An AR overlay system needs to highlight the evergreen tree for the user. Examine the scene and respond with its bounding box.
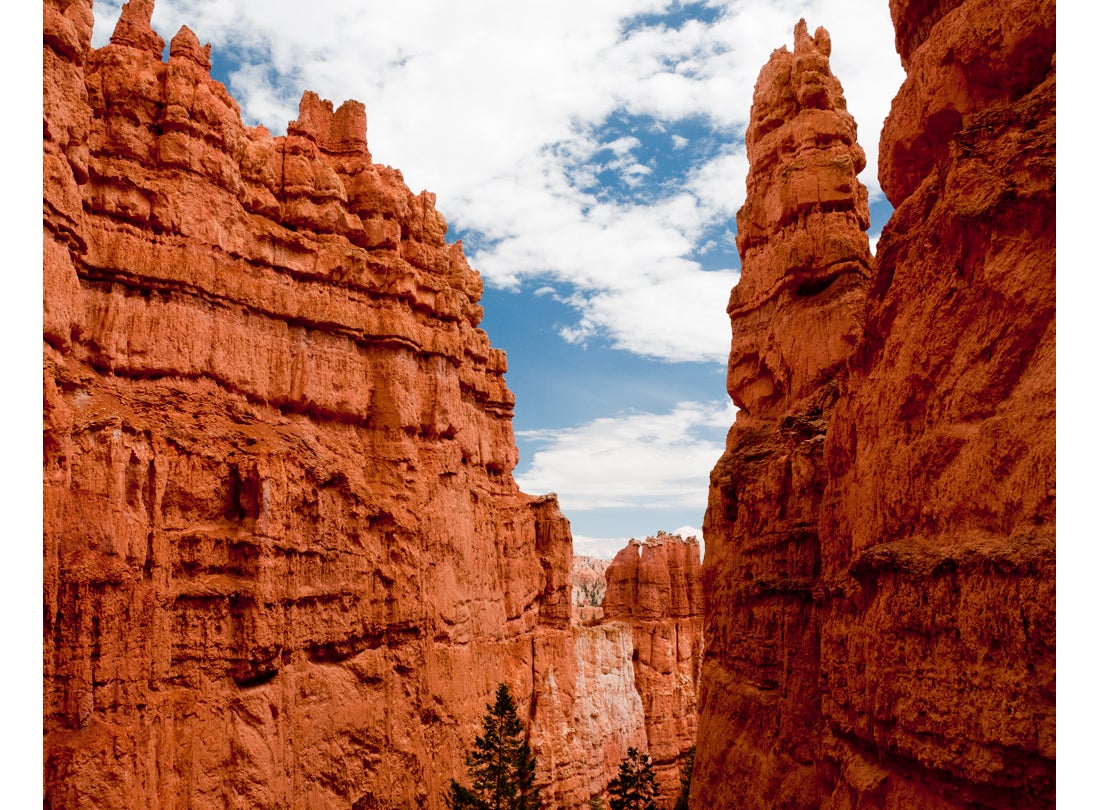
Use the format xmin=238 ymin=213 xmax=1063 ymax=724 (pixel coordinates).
xmin=449 ymin=683 xmax=541 ymax=810
xmin=607 ymin=747 xmax=659 ymax=810
xmin=673 ymin=747 xmax=695 ymax=810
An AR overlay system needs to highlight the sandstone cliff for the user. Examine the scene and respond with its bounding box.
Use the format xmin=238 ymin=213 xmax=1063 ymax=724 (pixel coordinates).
xmin=43 ymin=2 xmax=581 ymax=807
xmin=604 ymin=533 xmax=704 ymax=806
xmin=696 ymin=6 xmax=1054 ymax=808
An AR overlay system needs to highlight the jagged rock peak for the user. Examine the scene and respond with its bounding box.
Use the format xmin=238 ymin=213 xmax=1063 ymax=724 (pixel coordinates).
xmin=169 ymin=25 xmax=211 ymax=70
xmin=110 ymin=0 xmax=164 ymax=55
xmin=726 ymin=19 xmax=872 ymax=417
xmin=793 ymin=17 xmax=831 ymax=57
xmin=290 ymin=91 xmax=372 ymax=159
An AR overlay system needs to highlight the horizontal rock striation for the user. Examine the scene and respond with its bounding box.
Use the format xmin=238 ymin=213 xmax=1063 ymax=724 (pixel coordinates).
xmin=695 ymin=5 xmax=1054 ymax=809
xmin=42 ymin=2 xmax=580 ymax=807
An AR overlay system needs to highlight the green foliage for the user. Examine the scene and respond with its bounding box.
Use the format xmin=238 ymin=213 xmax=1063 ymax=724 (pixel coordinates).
xmin=673 ymin=746 xmax=695 ymax=810
xmin=588 ymin=797 xmax=606 ymax=810
xmin=449 ymin=683 xmax=541 ymax=810
xmin=607 ymin=747 xmax=659 ymax=810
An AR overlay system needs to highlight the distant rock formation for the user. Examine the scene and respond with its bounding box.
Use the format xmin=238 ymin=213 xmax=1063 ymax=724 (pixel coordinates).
xmin=695 ymin=6 xmax=1054 ymax=808
xmin=572 ymin=555 xmax=612 ymax=623
xmin=43 ymin=2 xmax=582 ymax=807
xmin=604 ymin=533 xmax=704 ymax=806
xmin=544 ymin=536 xmax=704 ymax=808
xmin=530 ymin=619 xmax=649 ymax=807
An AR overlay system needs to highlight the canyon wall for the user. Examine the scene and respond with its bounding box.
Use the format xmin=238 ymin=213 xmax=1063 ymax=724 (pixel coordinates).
xmin=42 ymin=2 xmax=586 ymax=807
xmin=696 ymin=5 xmax=1054 ymax=808
xmin=604 ymin=533 xmax=704 ymax=806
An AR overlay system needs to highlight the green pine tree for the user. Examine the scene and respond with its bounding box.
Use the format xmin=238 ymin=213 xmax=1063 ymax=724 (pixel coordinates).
xmin=607 ymin=747 xmax=659 ymax=810
xmin=449 ymin=683 xmax=541 ymax=810
xmin=673 ymin=746 xmax=695 ymax=810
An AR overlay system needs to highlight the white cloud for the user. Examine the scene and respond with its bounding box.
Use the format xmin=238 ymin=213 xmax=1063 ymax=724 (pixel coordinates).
xmin=672 ymin=525 xmax=702 ymax=541
xmin=516 ymin=400 xmax=735 ymax=511
xmin=90 ymin=1 xmax=903 ymax=362
xmin=572 ymin=534 xmax=633 ymax=561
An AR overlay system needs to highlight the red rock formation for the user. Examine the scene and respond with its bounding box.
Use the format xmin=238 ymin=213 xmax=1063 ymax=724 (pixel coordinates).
xmin=604 ymin=533 xmax=704 ymax=806
xmin=816 ymin=0 xmax=1056 ymax=804
xmin=696 ymin=5 xmax=1054 ymax=808
xmin=694 ymin=20 xmax=872 ymax=809
xmin=42 ymin=2 xmax=581 ymax=807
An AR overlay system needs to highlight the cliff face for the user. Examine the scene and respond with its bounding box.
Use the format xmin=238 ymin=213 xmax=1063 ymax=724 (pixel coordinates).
xmin=530 ymin=621 xmax=649 ymax=807
xmin=818 ymin=0 xmax=1056 ymax=804
xmin=696 ymin=4 xmax=1054 ymax=808
xmin=604 ymin=533 xmax=704 ymax=806
xmin=43 ymin=2 xmax=577 ymax=807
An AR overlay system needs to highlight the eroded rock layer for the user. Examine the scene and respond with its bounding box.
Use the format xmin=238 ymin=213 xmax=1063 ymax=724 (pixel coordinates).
xmin=696 ymin=6 xmax=1054 ymax=809
xmin=604 ymin=533 xmax=704 ymax=806
xmin=817 ymin=0 xmax=1056 ymax=804
xmin=43 ymin=2 xmax=576 ymax=807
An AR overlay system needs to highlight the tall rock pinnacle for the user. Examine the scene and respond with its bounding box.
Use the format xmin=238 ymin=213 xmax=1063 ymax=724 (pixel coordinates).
xmin=694 ymin=20 xmax=872 ymax=808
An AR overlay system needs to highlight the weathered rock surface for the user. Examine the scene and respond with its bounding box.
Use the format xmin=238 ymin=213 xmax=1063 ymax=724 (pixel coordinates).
xmin=42 ymin=2 xmax=583 ymax=808
xmin=696 ymin=6 xmax=1054 ymax=809
xmin=530 ymin=622 xmax=649 ymax=808
xmin=572 ymin=555 xmax=611 ymax=624
xmin=604 ymin=533 xmax=704 ymax=806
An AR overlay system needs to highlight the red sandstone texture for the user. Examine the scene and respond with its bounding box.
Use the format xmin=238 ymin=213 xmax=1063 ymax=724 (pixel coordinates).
xmin=42 ymin=2 xmax=588 ymax=807
xmin=604 ymin=533 xmax=704 ymax=807
xmin=696 ymin=6 xmax=1054 ymax=809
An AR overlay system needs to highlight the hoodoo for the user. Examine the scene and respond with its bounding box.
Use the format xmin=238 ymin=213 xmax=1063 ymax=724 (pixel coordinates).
xmin=695 ymin=19 xmax=873 ymax=808
xmin=696 ymin=5 xmax=1054 ymax=808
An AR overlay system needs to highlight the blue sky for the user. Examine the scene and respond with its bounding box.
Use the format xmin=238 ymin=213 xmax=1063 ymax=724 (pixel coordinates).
xmin=90 ymin=0 xmax=903 ymax=558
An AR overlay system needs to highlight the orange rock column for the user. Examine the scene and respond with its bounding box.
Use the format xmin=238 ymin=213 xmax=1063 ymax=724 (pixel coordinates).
xmin=694 ymin=20 xmax=872 ymax=809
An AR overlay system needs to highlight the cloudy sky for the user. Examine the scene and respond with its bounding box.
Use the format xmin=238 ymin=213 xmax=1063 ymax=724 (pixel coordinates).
xmin=90 ymin=0 xmax=903 ymax=558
